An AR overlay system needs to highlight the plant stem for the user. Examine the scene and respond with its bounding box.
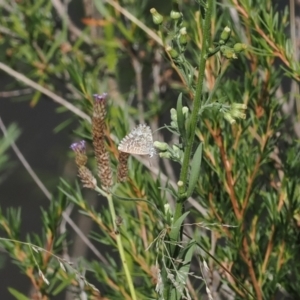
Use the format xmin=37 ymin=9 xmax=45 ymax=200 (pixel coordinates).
xmin=96 ymin=188 xmax=137 ymax=300
xmin=163 ymin=1 xmax=214 ymax=298
xmin=175 ymin=0 xmax=214 ymax=217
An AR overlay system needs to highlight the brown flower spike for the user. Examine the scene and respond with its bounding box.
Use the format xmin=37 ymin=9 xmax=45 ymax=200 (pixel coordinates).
xmin=117 ymin=152 xmax=130 ymax=182
xmin=92 ymin=93 xmax=113 ymax=189
xmin=70 ymin=141 xmax=97 ymax=189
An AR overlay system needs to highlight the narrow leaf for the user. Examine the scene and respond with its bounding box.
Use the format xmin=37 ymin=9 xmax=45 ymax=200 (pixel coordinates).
xmin=169 ymin=211 xmax=190 ymax=256
xmin=179 ymin=240 xmax=196 ymax=275
xmin=186 ymin=143 xmax=203 ymax=197
xmin=8 ymin=288 xmax=30 ymax=300
xmin=176 ymin=93 xmax=186 ymax=142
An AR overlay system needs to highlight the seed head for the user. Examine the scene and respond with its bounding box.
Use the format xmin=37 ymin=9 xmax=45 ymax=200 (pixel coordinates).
xmin=70 ymin=141 xmax=97 ymax=189
xmin=78 ymin=166 xmax=97 ymax=189
xmin=117 ymin=152 xmax=130 ymax=182
xmin=70 ymin=141 xmax=88 ymax=166
xmin=93 ymin=93 xmax=108 ymax=119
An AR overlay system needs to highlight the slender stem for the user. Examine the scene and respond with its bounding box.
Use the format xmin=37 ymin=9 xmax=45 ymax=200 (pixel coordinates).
xmin=96 ymin=187 xmax=137 ymax=300
xmin=175 ymin=0 xmax=214 ymax=216
xmin=163 ymin=2 xmax=214 ymax=298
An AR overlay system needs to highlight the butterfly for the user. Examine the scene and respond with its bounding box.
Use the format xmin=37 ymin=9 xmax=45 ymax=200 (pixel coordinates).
xmin=118 ymin=124 xmax=156 ymax=157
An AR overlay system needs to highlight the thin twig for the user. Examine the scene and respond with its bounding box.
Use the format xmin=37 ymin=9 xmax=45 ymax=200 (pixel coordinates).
xmin=0 ymin=62 xmax=90 ymax=122
xmin=205 ymin=122 xmax=241 ymax=220
xmin=0 ymin=88 xmax=32 ymax=97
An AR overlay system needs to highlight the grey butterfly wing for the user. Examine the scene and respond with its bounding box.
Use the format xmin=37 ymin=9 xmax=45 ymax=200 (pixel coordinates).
xmin=118 ymin=124 xmax=154 ymax=156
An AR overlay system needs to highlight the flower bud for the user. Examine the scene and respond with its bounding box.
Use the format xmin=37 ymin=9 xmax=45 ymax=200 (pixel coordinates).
xmin=223 ymin=112 xmax=236 ymax=125
xmin=170 ymin=121 xmax=178 ymax=128
xmin=153 ymin=141 xmax=169 ymax=151
xmin=230 ymin=109 xmax=246 ymax=119
xmin=177 ymin=181 xmax=184 ymax=187
xmin=220 ymin=46 xmax=237 ymax=59
xmin=179 ymin=27 xmax=187 ymax=46
xmin=230 ymin=102 xmax=247 ymax=120
xmin=219 ymin=26 xmax=231 ymax=44
xmin=170 ymin=108 xmax=177 ymax=121
xmin=170 ymin=10 xmax=182 ymax=20
xmin=172 ymin=145 xmax=182 ymax=159
xmin=232 ymin=103 xmax=247 ymax=110
xmin=150 ymin=8 xmax=163 ymax=25
xmin=166 ymin=46 xmax=179 ymax=59
xmin=159 ymin=152 xmax=172 ymax=159
xmin=233 ymin=43 xmax=247 ymax=53
xmin=182 ymin=106 xmax=189 ymax=117
xmin=171 ymin=2 xmax=182 ymax=20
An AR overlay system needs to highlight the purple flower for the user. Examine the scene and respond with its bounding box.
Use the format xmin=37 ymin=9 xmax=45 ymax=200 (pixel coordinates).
xmin=93 ymin=93 xmax=108 ymax=102
xmin=70 ymin=140 xmax=86 ymax=153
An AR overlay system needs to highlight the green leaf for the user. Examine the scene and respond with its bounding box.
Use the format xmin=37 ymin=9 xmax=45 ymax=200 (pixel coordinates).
xmin=186 ymin=142 xmax=203 ymax=197
xmin=180 ymin=239 xmax=196 ymax=269
xmin=103 ymin=20 xmax=118 ymax=72
xmin=8 ymin=288 xmax=30 ymax=300
xmin=176 ymin=93 xmax=186 ymax=142
xmin=169 ymin=211 xmax=190 ymax=255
